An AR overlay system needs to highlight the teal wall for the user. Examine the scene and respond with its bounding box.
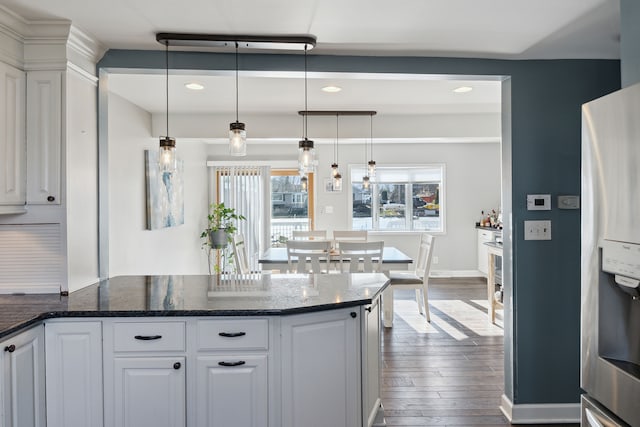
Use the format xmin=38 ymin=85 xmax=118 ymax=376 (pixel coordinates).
xmin=621 ymin=0 xmax=640 ymax=87
xmin=99 ymin=52 xmax=619 ymax=404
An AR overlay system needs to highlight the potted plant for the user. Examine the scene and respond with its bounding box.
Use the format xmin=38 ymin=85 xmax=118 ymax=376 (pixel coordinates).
xmin=201 ymin=203 xmax=245 ymax=273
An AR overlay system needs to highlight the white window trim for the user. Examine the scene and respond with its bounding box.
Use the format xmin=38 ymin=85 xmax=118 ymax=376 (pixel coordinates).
xmin=347 ymin=163 xmax=446 ymax=234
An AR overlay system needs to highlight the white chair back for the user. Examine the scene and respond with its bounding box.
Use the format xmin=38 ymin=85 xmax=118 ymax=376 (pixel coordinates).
xmin=232 ymin=234 xmax=250 ymax=274
xmin=292 ymin=230 xmax=328 ymax=240
xmin=286 ymin=240 xmax=331 ymax=273
xmin=333 ymin=230 xmax=367 ymax=249
xmin=338 ymin=241 xmax=384 ymax=273
xmin=414 ymin=233 xmax=435 ymax=280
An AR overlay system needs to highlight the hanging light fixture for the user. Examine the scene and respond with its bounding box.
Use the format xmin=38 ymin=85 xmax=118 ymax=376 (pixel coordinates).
xmin=332 ymin=114 xmax=342 ymax=191
xmin=298 ymin=46 xmax=316 ymax=174
xmin=229 ymin=42 xmax=247 ymax=156
xmin=362 ymin=122 xmax=370 ymax=189
xmin=159 ymin=40 xmax=177 ymax=173
xmin=300 ymin=175 xmax=308 ymax=192
xmin=367 ymin=113 xmax=377 ymax=178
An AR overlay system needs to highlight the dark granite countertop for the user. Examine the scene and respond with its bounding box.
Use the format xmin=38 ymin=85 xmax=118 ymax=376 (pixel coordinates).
xmin=0 ymin=273 xmax=389 ymax=340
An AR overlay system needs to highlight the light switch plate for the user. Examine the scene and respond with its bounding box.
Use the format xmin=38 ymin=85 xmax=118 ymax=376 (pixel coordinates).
xmin=524 ymin=220 xmax=552 ymax=240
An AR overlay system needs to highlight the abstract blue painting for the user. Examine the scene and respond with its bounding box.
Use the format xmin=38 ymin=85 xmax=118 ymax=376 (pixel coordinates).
xmin=145 ymin=150 xmax=184 ymax=230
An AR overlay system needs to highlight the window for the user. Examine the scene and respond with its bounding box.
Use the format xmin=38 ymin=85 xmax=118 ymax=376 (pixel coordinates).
xmin=350 ymin=165 xmax=444 ymax=232
xmin=270 ymin=171 xmax=315 ymax=246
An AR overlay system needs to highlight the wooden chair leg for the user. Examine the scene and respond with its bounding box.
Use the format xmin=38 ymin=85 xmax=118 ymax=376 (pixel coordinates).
xmin=415 ymin=289 xmax=424 ymax=315
xmin=421 ymin=283 xmax=431 ymax=323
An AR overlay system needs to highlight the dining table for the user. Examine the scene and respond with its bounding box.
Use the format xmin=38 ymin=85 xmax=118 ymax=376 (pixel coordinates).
xmin=258 ymin=246 xmax=412 ymax=273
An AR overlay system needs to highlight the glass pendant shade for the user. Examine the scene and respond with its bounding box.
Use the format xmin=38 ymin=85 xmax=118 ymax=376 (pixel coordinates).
xmin=368 ymin=160 xmax=377 ymax=178
xmin=331 ymin=163 xmax=339 ymax=177
xmin=229 ymin=121 xmax=246 ymax=156
xmin=362 ymin=175 xmax=370 ymax=189
xmin=298 ymin=139 xmax=315 ymax=173
xmin=159 ymin=137 xmax=177 ymax=173
xmin=300 ymin=175 xmax=308 ymax=192
xmin=333 ymin=172 xmax=342 ymax=191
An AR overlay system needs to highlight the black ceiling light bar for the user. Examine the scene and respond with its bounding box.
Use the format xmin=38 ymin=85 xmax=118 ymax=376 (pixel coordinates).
xmin=298 ymin=110 xmax=377 ymax=116
xmin=156 ymin=33 xmax=316 ymax=51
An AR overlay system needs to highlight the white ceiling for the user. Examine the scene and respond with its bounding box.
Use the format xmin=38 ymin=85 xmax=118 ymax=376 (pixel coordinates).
xmin=0 ymin=0 xmax=620 ymax=126
xmin=0 ymin=0 xmax=620 ymax=59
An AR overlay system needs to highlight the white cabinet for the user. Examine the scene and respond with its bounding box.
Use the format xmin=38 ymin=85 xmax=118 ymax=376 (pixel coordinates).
xmin=281 ymin=308 xmax=361 ymax=427
xmin=113 ymin=356 xmax=186 ymax=427
xmin=362 ymin=297 xmax=382 ymax=427
xmin=45 ymin=320 xmax=103 ymax=427
xmin=477 ymin=228 xmax=496 ymax=276
xmin=195 ymin=355 xmax=268 ymax=427
xmin=0 ymin=325 xmax=46 ymax=427
xmin=103 ymin=320 xmax=187 ymax=427
xmin=26 ymin=70 xmax=62 ymax=205
xmin=0 ymin=62 xmax=26 ymax=210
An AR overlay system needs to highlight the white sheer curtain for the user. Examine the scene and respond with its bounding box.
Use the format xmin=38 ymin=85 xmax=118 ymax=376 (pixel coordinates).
xmin=209 ymin=165 xmax=270 ymax=271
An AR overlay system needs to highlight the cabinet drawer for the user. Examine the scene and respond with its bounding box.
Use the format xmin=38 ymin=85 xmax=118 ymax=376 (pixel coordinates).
xmin=113 ymin=321 xmax=185 ymax=352
xmin=197 ymin=319 xmax=268 ymax=351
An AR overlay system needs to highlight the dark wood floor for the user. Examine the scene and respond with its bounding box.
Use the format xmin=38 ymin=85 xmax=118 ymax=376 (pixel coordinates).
xmin=380 ymin=277 xmax=578 ymax=427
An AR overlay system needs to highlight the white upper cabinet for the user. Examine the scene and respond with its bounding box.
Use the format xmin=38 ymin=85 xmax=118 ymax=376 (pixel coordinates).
xmin=26 ymin=70 xmax=62 ymax=205
xmin=0 ymin=62 xmax=26 ymax=210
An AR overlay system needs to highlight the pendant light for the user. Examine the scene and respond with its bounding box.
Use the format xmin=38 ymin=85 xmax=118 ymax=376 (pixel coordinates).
xmin=300 ymin=175 xmax=308 ymax=192
xmin=362 ymin=128 xmax=370 ymax=190
xmin=298 ymin=46 xmax=315 ymax=174
xmin=331 ymin=114 xmax=342 ymax=191
xmin=159 ymin=41 xmax=177 ymax=173
xmin=367 ymin=113 xmax=376 ymax=178
xmin=229 ymin=42 xmax=247 ymax=156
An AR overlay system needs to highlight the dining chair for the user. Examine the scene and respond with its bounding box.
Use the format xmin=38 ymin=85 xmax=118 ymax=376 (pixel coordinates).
xmin=286 ymin=240 xmax=331 ymax=273
xmin=386 ymin=233 xmax=435 ymax=322
xmin=292 ymin=230 xmax=328 ymax=240
xmin=338 ymin=241 xmax=384 ymax=273
xmin=232 ymin=234 xmax=251 ymax=274
xmin=333 ymin=230 xmax=368 ymax=242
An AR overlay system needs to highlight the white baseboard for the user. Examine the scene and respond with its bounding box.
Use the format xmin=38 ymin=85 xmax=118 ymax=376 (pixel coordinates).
xmin=500 ymin=394 xmax=580 ymax=424
xmin=429 ymin=269 xmax=482 ymax=278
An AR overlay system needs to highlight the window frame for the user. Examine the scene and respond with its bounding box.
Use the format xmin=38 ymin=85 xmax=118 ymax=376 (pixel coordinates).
xmin=348 ymin=163 xmax=446 ymax=234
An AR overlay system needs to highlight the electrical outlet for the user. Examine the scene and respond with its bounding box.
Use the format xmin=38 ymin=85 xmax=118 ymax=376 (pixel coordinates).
xmin=524 ymin=220 xmax=551 ymax=240
xmin=432 ymin=256 xmax=439 ymax=264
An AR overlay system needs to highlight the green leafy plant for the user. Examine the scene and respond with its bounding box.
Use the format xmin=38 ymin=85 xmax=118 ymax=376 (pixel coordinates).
xmin=200 ymin=202 xmax=246 ymax=273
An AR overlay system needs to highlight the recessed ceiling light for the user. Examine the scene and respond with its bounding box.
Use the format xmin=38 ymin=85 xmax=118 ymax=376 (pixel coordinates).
xmin=185 ymin=82 xmax=204 ymax=90
xmin=453 ymin=86 xmax=473 ymax=93
xmin=322 ymin=85 xmax=342 ymax=93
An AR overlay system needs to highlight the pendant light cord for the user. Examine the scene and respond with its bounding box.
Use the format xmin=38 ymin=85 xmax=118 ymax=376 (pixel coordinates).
xmin=304 ymin=45 xmax=308 ymax=139
xmin=235 ymin=42 xmax=239 ymax=123
xmin=165 ymin=41 xmax=169 ymax=138
xmin=335 ymin=114 xmax=339 ymax=164
xmin=370 ymin=113 xmax=373 ymax=160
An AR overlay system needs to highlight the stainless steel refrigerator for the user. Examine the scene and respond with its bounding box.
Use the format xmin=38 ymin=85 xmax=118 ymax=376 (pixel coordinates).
xmin=581 ymin=82 xmax=640 ymax=427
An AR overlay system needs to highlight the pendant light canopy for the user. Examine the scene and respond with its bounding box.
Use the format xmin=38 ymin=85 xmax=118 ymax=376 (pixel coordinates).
xmin=229 ymin=42 xmax=247 ymax=156
xmin=159 ymin=40 xmax=177 ymax=173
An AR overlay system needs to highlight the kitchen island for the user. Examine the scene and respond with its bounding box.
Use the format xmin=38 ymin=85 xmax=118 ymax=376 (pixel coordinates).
xmin=0 ymin=273 xmax=388 ymax=427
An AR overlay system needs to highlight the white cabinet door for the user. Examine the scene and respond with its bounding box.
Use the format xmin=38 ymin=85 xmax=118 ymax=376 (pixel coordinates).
xmin=112 ymin=356 xmax=186 ymax=427
xmin=362 ymin=298 xmax=382 ymax=427
xmin=477 ymin=229 xmax=495 ymax=276
xmin=45 ymin=321 xmax=103 ymax=427
xmin=281 ymin=308 xmax=361 ymax=427
xmin=26 ymin=70 xmax=62 ymax=205
xmin=0 ymin=325 xmax=45 ymax=427
xmin=0 ymin=62 xmax=26 ymax=208
xmin=195 ymin=354 xmax=268 ymax=427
